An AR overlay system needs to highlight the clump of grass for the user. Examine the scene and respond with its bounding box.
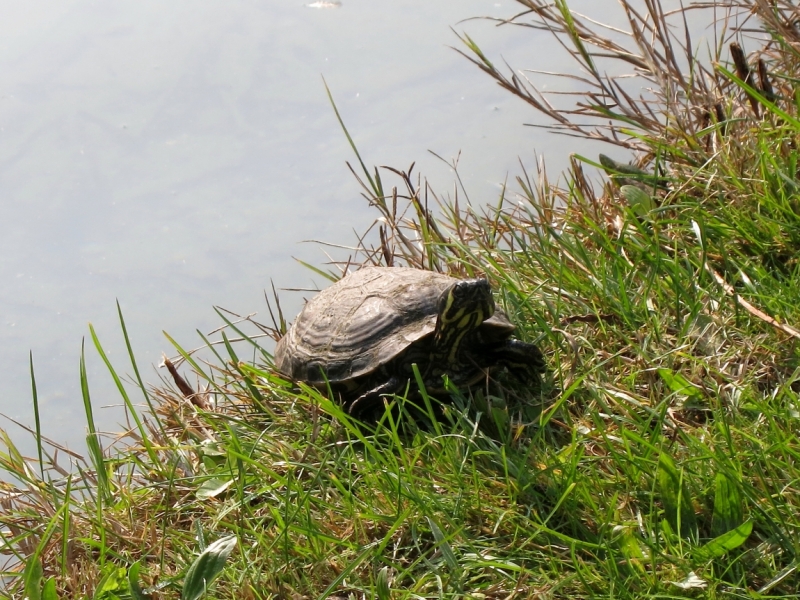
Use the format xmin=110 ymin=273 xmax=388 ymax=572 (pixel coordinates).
xmin=3 ymin=0 xmax=800 ymax=597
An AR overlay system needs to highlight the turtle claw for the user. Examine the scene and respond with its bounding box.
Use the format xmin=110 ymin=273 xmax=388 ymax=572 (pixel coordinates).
xmin=487 ymin=339 xmax=546 ymax=384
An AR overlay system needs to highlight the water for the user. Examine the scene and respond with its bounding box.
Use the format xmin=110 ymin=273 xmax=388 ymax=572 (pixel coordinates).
xmin=0 ymin=0 xmax=712 ymax=454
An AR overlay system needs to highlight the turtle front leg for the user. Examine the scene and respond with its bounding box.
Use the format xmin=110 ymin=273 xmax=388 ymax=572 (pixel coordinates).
xmin=486 ymin=339 xmax=546 ymax=384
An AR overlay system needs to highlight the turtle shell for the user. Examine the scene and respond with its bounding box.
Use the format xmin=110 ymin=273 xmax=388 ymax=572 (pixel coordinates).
xmin=274 ymin=266 xmax=515 ymax=386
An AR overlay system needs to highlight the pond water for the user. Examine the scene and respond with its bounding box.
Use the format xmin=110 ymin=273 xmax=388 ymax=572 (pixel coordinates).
xmin=0 ymin=0 xmax=713 ymax=455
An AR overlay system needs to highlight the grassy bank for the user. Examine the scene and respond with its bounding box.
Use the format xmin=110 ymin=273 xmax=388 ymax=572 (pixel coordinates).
xmin=3 ymin=0 xmax=800 ymax=597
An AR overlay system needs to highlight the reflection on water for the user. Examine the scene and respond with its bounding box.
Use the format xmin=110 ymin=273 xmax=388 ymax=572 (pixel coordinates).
xmin=0 ymin=0 xmax=700 ymax=452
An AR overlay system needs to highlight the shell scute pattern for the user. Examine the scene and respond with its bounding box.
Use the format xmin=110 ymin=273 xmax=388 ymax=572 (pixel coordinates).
xmin=276 ymin=267 xmax=455 ymax=384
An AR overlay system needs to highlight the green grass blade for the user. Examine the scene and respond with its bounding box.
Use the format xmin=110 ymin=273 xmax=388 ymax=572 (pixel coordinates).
xmin=696 ymin=520 xmax=753 ymax=559
xmin=375 ymin=566 xmax=391 ymax=600
xmin=657 ymin=453 xmax=697 ymax=543
xmin=711 ymin=472 xmax=744 ymax=537
xmin=80 ymin=338 xmax=110 ymax=502
xmin=316 ymin=544 xmax=374 ymax=600
xmin=58 ymin=475 xmax=72 ymax=576
xmin=23 ymin=501 xmax=70 ymax=600
xmin=23 ymin=556 xmax=44 ymax=600
xmin=426 ymin=516 xmax=460 ymax=573
xmin=41 ymin=577 xmax=58 ymax=600
xmin=181 ymin=535 xmax=237 ymax=600
xmin=89 ymin=323 xmax=162 ymax=470
xmin=322 ymin=76 xmax=382 ymax=198
xmin=29 ymin=351 xmax=44 ymax=480
xmin=116 ymin=300 xmax=164 ymax=437
xmin=128 ymin=561 xmax=147 ymax=600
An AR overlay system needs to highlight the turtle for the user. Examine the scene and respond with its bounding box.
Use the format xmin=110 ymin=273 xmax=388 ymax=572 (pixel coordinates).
xmin=274 ymin=266 xmax=545 ymax=416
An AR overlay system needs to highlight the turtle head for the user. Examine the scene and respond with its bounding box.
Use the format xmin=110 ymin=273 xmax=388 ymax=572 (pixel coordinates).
xmin=432 ymin=278 xmax=495 ymax=362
